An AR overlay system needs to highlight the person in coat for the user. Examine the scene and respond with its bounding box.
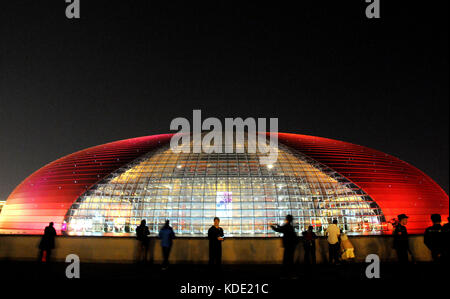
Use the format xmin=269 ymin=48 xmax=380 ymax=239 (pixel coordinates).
xmin=271 ymin=214 xmax=298 ymax=276
xmin=136 ymin=219 xmax=150 ymax=263
xmin=38 ymin=222 xmax=57 ymax=263
xmin=208 ymin=217 xmax=225 ymax=269
xmin=159 ymin=220 xmax=176 ymax=270
xmin=393 ymin=214 xmax=411 ymax=264
xmin=424 ymin=214 xmax=444 ymax=262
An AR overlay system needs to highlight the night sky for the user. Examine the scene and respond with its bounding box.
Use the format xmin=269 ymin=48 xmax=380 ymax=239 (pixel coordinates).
xmin=0 ymin=0 xmax=448 ymax=200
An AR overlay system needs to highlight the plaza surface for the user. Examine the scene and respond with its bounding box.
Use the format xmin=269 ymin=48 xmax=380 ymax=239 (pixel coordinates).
xmin=0 ymin=260 xmax=445 ymax=281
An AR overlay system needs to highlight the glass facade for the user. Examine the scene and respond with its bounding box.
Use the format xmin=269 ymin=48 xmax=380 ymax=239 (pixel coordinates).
xmin=65 ymin=139 xmax=385 ymax=236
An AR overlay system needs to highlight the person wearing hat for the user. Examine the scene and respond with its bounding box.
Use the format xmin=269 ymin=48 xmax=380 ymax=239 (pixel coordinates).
xmin=393 ymin=214 xmax=411 ymax=264
xmin=424 ymin=214 xmax=444 ymax=262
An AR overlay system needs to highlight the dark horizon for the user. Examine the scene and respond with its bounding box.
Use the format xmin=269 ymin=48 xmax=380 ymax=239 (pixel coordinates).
xmin=0 ymin=0 xmax=448 ymax=200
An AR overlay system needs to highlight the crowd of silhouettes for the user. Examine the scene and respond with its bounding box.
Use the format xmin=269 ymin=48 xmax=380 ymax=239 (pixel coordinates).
xmin=37 ymin=213 xmax=450 ymax=275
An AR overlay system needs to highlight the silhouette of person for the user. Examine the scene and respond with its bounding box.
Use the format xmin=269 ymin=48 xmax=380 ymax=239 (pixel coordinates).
xmin=442 ymin=217 xmax=450 ymax=263
xmin=208 ymin=217 xmax=224 ymax=269
xmin=393 ymin=214 xmax=410 ymax=264
xmin=38 ymin=222 xmax=56 ymax=263
xmin=159 ymin=220 xmax=176 ymax=270
xmin=302 ymin=226 xmax=317 ymax=265
xmin=424 ymin=214 xmax=444 ymax=262
xmin=325 ymin=219 xmax=340 ymax=265
xmin=271 ymin=215 xmax=298 ymax=277
xmin=136 ymin=219 xmax=150 ymax=263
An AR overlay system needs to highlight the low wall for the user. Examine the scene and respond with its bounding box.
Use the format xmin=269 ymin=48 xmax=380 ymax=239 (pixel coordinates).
xmin=0 ymin=235 xmax=432 ymax=263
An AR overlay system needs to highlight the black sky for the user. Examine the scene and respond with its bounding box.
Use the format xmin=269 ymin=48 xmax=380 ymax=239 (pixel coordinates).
xmin=0 ymin=0 xmax=448 ymax=199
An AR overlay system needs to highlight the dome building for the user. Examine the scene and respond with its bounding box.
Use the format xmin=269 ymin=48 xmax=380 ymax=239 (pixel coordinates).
xmin=0 ymin=133 xmax=447 ymax=236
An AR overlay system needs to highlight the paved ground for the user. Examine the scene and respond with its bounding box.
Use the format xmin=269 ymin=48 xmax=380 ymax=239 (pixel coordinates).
xmin=1 ymin=260 xmax=447 ymax=282
xmin=1 ymin=261 xmax=448 ymax=296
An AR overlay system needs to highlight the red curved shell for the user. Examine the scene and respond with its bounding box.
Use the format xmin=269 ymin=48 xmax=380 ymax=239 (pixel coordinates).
xmin=0 ymin=133 xmax=447 ymax=234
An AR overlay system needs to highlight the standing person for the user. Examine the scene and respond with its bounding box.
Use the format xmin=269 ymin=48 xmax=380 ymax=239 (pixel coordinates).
xmin=271 ymin=215 xmax=298 ymax=277
xmin=136 ymin=219 xmax=150 ymax=264
xmin=442 ymin=217 xmax=450 ymax=263
xmin=208 ymin=217 xmax=224 ymax=269
xmin=302 ymin=226 xmax=317 ymax=265
xmin=159 ymin=220 xmax=176 ymax=270
xmin=38 ymin=222 xmax=57 ymax=263
xmin=325 ymin=219 xmax=340 ymax=265
xmin=393 ymin=214 xmax=410 ymax=264
xmin=424 ymin=214 xmax=444 ymax=262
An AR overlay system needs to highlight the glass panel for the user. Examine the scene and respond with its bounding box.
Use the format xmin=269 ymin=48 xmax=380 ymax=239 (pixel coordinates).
xmin=65 ymin=136 xmax=385 ymax=236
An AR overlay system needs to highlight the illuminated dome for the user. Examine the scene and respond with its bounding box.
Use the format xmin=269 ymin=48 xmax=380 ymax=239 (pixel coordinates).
xmin=0 ymin=133 xmax=447 ymax=236
xmin=65 ymin=138 xmax=384 ymax=236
